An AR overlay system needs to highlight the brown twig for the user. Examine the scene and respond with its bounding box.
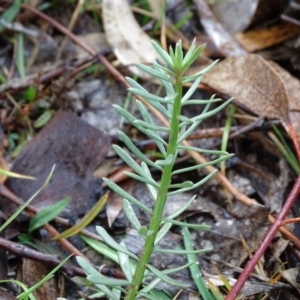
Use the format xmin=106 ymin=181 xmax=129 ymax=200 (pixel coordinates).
xmin=0 ymin=237 xmax=125 ymax=279
xmin=0 ymin=56 xmax=95 ymax=97
xmin=225 ymin=176 xmax=300 ymax=299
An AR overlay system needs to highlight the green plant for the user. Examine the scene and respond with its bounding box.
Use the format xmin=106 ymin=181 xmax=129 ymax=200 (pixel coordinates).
xmin=77 ymin=40 xmax=233 ymax=299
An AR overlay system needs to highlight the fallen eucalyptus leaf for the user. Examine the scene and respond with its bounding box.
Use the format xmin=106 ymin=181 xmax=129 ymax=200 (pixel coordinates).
xmin=202 ymin=54 xmax=289 ymax=120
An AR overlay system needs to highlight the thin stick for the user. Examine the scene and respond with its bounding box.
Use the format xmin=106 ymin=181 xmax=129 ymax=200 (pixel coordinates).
xmin=0 ymin=237 xmax=125 ymax=279
xmin=225 ymin=176 xmax=300 ymax=299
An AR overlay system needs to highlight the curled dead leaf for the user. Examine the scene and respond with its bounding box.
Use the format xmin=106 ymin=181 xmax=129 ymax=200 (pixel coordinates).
xmin=102 ymin=0 xmax=160 ymax=79
xmin=202 ymin=54 xmax=290 ymax=120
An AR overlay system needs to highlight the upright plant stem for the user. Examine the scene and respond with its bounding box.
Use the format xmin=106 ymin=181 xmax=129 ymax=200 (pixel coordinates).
xmin=125 ymin=72 xmax=183 ymax=300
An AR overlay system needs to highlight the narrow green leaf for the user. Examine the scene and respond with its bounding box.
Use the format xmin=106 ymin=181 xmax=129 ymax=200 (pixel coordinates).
xmin=172 ymin=154 xmax=234 ymax=175
xmin=88 ymin=274 xmax=129 ymax=286
xmin=148 ymin=62 xmax=175 ymax=77
xmin=182 ymin=224 xmax=214 ymax=300
xmin=152 ymin=61 xmax=175 ymax=96
xmin=124 ymin=171 xmax=159 ymax=188
xmin=33 ymin=110 xmax=52 ymax=128
xmin=76 ymin=257 xmax=119 ymax=300
xmin=29 ymin=197 xmax=71 ymax=233
xmin=177 ymin=145 xmax=230 ymax=155
xmin=118 ymin=242 xmax=133 ymax=281
xmin=181 ymin=38 xmax=196 ymax=66
xmin=141 ymin=162 xmax=158 ymax=200
xmin=138 ymin=278 xmax=162 ymax=296
xmin=141 ymin=288 xmax=172 ymax=300
xmin=154 ymin=222 xmax=172 ymax=246
xmin=161 ymin=218 xmax=211 ymax=230
xmin=111 ymin=288 xmax=122 ymax=299
xmin=151 ymin=40 xmax=173 ymax=67
xmin=118 ymin=131 xmax=162 ymax=171
xmin=126 ymin=77 xmax=147 ymax=91
xmin=191 ymin=98 xmax=233 ymax=123
xmin=16 ymin=33 xmax=25 ymax=79
xmin=168 ymin=170 xmax=217 ymax=196
xmin=177 ymin=115 xmax=192 ymax=123
xmin=134 ymin=120 xmax=170 ymax=132
xmin=0 ymin=279 xmax=32 ymax=300
xmin=153 ymin=248 xmax=211 ymax=254
xmin=146 ymin=264 xmax=188 ymax=288
xmin=164 ymin=195 xmax=196 ymax=221
xmin=26 ymin=86 xmax=36 ymax=102
xmin=0 ymin=169 xmax=35 ymax=180
xmin=169 ymin=44 xmax=176 ymax=66
xmin=96 ymin=226 xmax=139 ymax=260
xmin=182 ymin=43 xmax=206 ymax=73
xmin=169 ymin=181 xmax=193 ymax=189
xmin=113 ymin=105 xmax=136 ymax=123
xmin=80 ymin=235 xmax=139 ymax=281
xmin=174 ymin=40 xmax=183 ymax=69
xmin=136 ymin=100 xmax=154 ymax=125
xmin=129 ymin=88 xmax=172 ymax=104
xmin=113 ymin=108 xmax=168 ymax=148
xmin=181 ymin=76 xmax=203 ymax=103
xmin=0 ymin=0 xmax=21 ymax=32
xmin=103 ymin=178 xmax=152 ymax=213
xmin=177 ymin=102 xmax=212 ymax=144
xmin=113 ymin=145 xmax=149 ymax=179
xmin=136 ymin=63 xmax=173 ymax=82
xmin=123 ymin=199 xmax=142 ymax=232
xmin=0 ymin=165 xmax=55 ymax=233
xmin=182 ymin=60 xmax=218 ymax=84
xmin=18 ymin=255 xmax=71 ymax=300
xmin=182 ymin=98 xmax=221 ymax=106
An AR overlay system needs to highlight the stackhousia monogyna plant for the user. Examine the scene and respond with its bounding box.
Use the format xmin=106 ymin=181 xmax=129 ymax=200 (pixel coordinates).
xmin=77 ymin=40 xmax=233 ymax=300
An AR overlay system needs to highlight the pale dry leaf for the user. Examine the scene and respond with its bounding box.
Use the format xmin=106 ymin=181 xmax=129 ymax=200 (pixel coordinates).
xmin=210 ymin=0 xmax=286 ymax=34
xmin=202 ymin=54 xmax=290 ymax=120
xmin=102 ymin=0 xmax=160 ymax=79
xmin=194 ymin=0 xmax=247 ymax=57
xmin=147 ymin=0 xmax=164 ymax=19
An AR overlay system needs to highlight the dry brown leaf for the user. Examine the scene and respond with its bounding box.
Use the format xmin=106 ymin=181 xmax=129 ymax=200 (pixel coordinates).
xmin=268 ymin=61 xmax=300 ymax=112
xmin=202 ymin=54 xmax=289 ymax=120
xmin=21 ymin=259 xmax=60 ymax=299
xmin=267 ymin=61 xmax=300 ymax=145
xmin=102 ymin=0 xmax=160 ymax=79
xmin=235 ymin=22 xmax=300 ymax=52
xmin=210 ymin=0 xmax=287 ymax=34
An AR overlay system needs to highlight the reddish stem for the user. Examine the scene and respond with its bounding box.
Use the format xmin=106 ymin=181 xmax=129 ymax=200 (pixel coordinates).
xmin=225 ymin=175 xmax=300 ymax=300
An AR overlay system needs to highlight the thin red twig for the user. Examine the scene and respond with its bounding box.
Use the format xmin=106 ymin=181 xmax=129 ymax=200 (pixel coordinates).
xmin=225 ymin=175 xmax=300 ymax=299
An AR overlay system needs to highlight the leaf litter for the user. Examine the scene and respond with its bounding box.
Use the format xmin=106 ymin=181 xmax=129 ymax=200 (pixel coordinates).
xmin=1 ymin=0 xmax=300 ymax=299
